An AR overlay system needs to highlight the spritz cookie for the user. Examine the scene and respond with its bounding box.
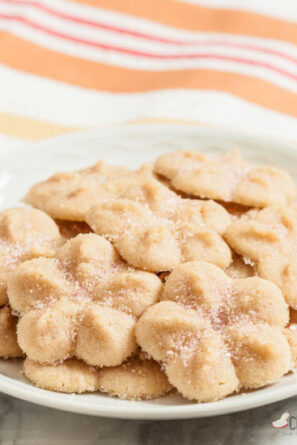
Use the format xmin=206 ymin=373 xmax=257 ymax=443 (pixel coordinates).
xmin=136 ymin=262 xmax=291 ymax=402
xmin=97 ymin=354 xmax=172 ymax=400
xmin=87 ymin=177 xmax=232 ymax=272
xmin=23 ymin=354 xmax=172 ymax=399
xmin=225 ymin=205 xmax=297 ymax=308
xmin=25 ymin=161 xmax=152 ymax=221
xmin=154 ymin=150 xmax=296 ymax=207
xmin=8 ymin=234 xmax=162 ymax=366
xmin=0 ymin=207 xmax=63 ymax=305
xmin=23 ymin=358 xmax=101 ymax=393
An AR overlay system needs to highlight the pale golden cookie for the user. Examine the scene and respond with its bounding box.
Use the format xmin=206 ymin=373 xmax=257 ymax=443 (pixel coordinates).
xmin=97 ymin=355 xmax=172 ymax=400
xmin=25 ymin=161 xmax=153 ymax=221
xmin=225 ymin=323 xmax=291 ymax=388
xmin=154 ymin=150 xmax=296 ymax=207
xmin=136 ymin=262 xmax=291 ymax=402
xmin=9 ymin=234 xmax=161 ymax=366
xmin=0 ymin=306 xmax=23 ymax=358
xmin=75 ymin=304 xmax=136 ymax=367
xmin=17 ymin=300 xmax=81 ymax=364
xmin=0 ymin=207 xmax=62 ymax=305
xmin=23 ymin=358 xmax=101 ymax=393
xmin=86 ymin=177 xmax=232 ymax=272
xmin=23 ymin=355 xmax=172 ymax=399
xmin=225 ymin=205 xmax=297 ymax=308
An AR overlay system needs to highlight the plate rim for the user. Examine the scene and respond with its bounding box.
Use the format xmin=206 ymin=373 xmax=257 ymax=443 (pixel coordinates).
xmin=1 ymin=370 xmax=297 ymax=420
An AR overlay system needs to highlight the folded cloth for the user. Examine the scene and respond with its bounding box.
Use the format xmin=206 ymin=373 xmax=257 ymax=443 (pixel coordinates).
xmin=0 ymin=0 xmax=296 ymax=141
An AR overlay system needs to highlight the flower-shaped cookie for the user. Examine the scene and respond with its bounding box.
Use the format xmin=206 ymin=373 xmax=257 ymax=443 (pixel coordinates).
xmin=86 ymin=176 xmax=232 ymax=272
xmin=154 ymin=150 xmax=296 ymax=207
xmin=136 ymin=261 xmax=291 ymax=402
xmin=8 ymin=233 xmax=162 ymax=367
xmin=225 ymin=205 xmax=297 ymax=309
xmin=23 ymin=353 xmax=172 ymax=399
xmin=25 ymin=160 xmax=147 ymax=221
xmin=0 ymin=207 xmax=63 ymax=305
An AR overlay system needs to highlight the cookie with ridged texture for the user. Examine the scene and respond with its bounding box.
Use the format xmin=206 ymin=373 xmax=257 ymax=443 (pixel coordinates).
xmin=0 ymin=207 xmax=63 ymax=305
xmin=136 ymin=261 xmax=291 ymax=402
xmin=25 ymin=161 xmax=154 ymax=221
xmin=8 ymin=233 xmax=162 ymax=367
xmin=154 ymin=150 xmax=296 ymax=207
xmin=86 ymin=176 xmax=232 ymax=272
xmin=225 ymin=205 xmax=297 ymax=309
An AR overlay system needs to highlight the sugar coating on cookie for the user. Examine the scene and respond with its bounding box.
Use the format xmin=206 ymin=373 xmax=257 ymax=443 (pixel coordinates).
xmin=9 ymin=233 xmax=161 ymax=366
xmin=86 ymin=176 xmax=232 ymax=272
xmin=25 ymin=161 xmax=152 ymax=221
xmin=154 ymin=150 xmax=296 ymax=207
xmin=0 ymin=207 xmax=62 ymax=305
xmin=23 ymin=358 xmax=101 ymax=393
xmin=136 ymin=261 xmax=291 ymax=402
xmin=97 ymin=355 xmax=172 ymax=400
xmin=225 ymin=205 xmax=297 ymax=309
xmin=0 ymin=306 xmax=23 ymax=358
xmin=225 ymin=323 xmax=291 ymax=388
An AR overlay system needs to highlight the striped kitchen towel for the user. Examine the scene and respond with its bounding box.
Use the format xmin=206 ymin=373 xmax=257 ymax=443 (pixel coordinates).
xmin=0 ymin=0 xmax=297 ymax=145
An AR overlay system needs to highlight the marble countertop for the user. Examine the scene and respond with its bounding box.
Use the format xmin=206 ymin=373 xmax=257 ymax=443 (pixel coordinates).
xmin=0 ymin=393 xmax=296 ymax=445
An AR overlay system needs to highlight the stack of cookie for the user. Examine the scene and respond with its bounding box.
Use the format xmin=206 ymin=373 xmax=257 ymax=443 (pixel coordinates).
xmin=1 ymin=149 xmax=297 ymax=402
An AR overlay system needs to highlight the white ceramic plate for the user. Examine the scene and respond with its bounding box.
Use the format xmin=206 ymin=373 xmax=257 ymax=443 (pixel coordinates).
xmin=1 ymin=124 xmax=297 ymax=420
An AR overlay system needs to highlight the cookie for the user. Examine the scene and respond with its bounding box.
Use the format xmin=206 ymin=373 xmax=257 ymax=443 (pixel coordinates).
xmin=23 ymin=358 xmax=101 ymax=393
xmin=225 ymin=205 xmax=297 ymax=308
xmin=86 ymin=177 xmax=232 ymax=272
xmin=136 ymin=262 xmax=291 ymax=402
xmin=25 ymin=161 xmax=152 ymax=221
xmin=23 ymin=355 xmax=172 ymax=399
xmin=0 ymin=306 xmax=23 ymax=358
xmin=97 ymin=355 xmax=172 ymax=400
xmin=8 ymin=233 xmax=161 ymax=366
xmin=154 ymin=150 xmax=296 ymax=207
xmin=0 ymin=207 xmax=63 ymax=305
